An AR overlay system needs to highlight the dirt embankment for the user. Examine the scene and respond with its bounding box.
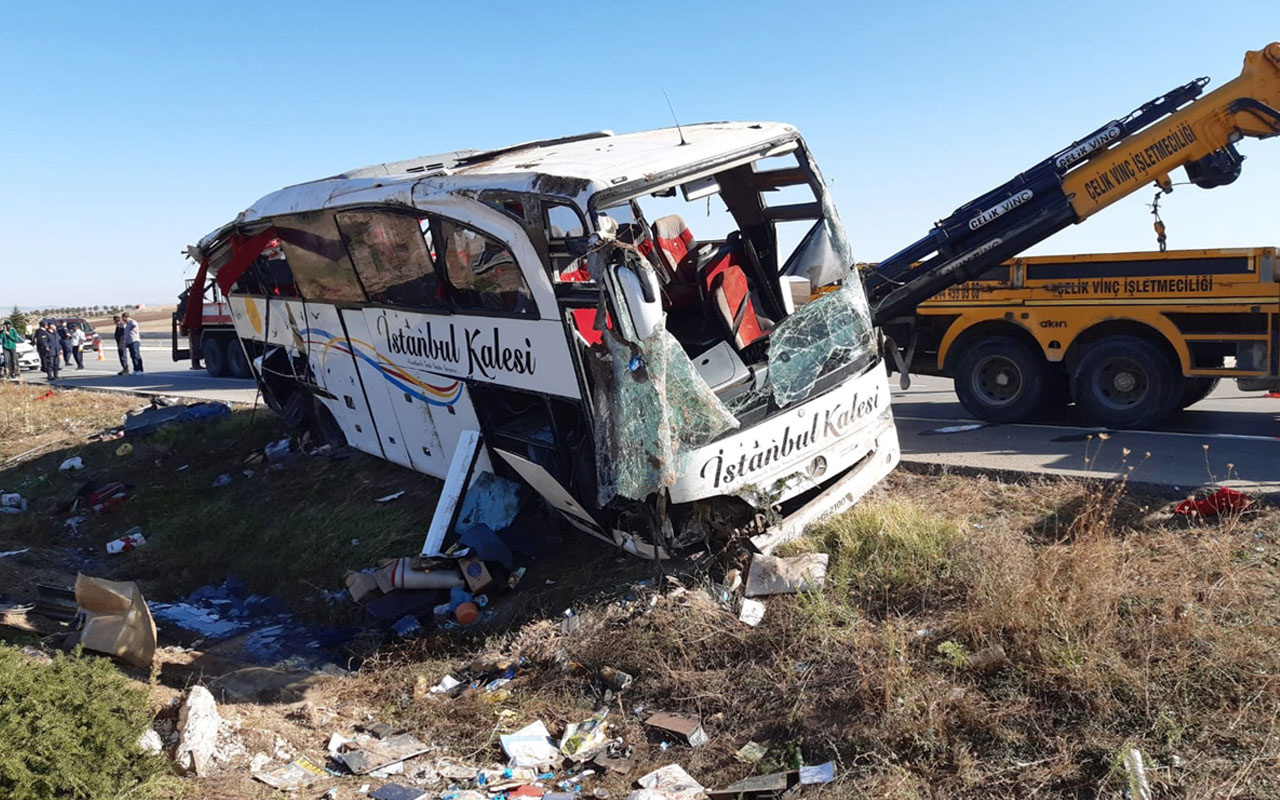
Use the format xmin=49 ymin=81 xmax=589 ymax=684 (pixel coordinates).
xmin=1 ymin=383 xmax=1278 ymax=800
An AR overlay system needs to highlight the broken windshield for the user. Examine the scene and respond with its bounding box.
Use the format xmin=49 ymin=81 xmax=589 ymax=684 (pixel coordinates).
xmin=593 ymin=142 xmax=877 ymax=413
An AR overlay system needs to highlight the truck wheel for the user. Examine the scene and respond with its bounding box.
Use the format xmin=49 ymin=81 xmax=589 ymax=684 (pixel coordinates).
xmin=202 ymin=335 xmax=228 ymax=377
xmin=1179 ymin=377 xmax=1220 ymax=409
xmin=953 ymin=336 xmax=1047 ymax=423
xmin=226 ymin=338 xmax=251 ymax=379
xmin=1071 ymin=336 xmax=1180 ymax=428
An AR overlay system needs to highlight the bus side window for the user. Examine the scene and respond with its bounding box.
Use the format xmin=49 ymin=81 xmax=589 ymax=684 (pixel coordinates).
xmin=547 ymin=203 xmax=589 ymax=283
xmin=435 ymin=218 xmax=537 ymax=317
xmin=336 ymin=211 xmax=446 ymax=309
xmin=274 ymin=212 xmax=366 ymax=303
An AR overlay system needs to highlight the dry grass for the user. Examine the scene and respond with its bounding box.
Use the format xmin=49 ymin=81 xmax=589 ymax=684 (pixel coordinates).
xmin=344 ymin=472 xmax=1280 ymax=799
xmin=0 ymin=383 xmax=143 ymax=461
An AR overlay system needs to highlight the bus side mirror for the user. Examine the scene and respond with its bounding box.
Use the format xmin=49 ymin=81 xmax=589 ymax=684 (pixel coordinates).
xmin=614 ymin=264 xmax=663 ymax=340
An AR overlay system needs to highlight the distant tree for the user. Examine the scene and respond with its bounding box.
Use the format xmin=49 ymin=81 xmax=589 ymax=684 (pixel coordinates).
xmin=7 ymin=305 xmax=26 ymax=330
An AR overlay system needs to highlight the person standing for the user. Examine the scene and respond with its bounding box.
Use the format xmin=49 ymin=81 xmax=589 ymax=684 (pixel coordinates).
xmin=1 ymin=322 xmax=20 ymax=379
xmin=112 ymin=315 xmax=129 ymax=374
xmin=36 ymin=322 xmax=60 ymax=381
xmin=69 ymin=324 xmax=85 ymax=369
xmin=56 ymin=322 xmax=72 ymax=366
xmin=122 ymin=312 xmax=143 ymax=373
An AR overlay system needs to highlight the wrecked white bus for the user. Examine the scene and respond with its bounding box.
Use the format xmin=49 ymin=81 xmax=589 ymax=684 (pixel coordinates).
xmin=188 ymin=123 xmax=899 ymax=557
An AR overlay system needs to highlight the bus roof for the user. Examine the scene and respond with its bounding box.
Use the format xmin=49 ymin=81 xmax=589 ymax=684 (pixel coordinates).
xmin=197 ymin=122 xmax=798 ymax=252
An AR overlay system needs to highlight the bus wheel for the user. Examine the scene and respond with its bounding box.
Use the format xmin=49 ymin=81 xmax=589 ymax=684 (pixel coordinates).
xmin=1179 ymin=377 xmax=1220 ymax=409
xmin=226 ymin=339 xmax=251 ymax=379
xmin=953 ymin=337 xmax=1047 ymax=423
xmin=1072 ymin=336 xmax=1179 ymax=428
xmin=202 ymin=335 xmax=228 ymax=377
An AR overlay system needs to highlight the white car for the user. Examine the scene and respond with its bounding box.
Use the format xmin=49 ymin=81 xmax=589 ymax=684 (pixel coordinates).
xmin=14 ymin=340 xmax=40 ymax=370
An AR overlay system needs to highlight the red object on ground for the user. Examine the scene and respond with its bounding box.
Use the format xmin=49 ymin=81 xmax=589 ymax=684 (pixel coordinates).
xmin=1174 ymin=486 xmax=1254 ymax=517
xmin=33 ymin=390 xmax=55 ymax=401
xmin=1266 ymin=391 xmax=1280 ymax=398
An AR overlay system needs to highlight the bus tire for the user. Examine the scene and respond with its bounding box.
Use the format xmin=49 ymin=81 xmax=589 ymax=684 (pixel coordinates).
xmin=226 ymin=338 xmax=251 ymax=379
xmin=1071 ymin=336 xmax=1180 ymax=428
xmin=953 ymin=336 xmax=1047 ymax=424
xmin=1179 ymin=377 xmax=1219 ymax=409
xmin=202 ymin=334 xmax=228 ymax=377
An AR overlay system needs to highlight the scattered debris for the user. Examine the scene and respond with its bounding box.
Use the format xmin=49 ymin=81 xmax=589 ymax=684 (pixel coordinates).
xmin=1122 ymin=748 xmax=1153 ymax=800
xmin=1174 ymin=486 xmax=1254 ymax=517
xmin=376 ymin=490 xmax=406 ymax=503
xmin=264 ymin=437 xmax=293 ymax=463
xmin=0 ymin=493 xmax=27 ymax=513
xmin=124 ymin=400 xmax=231 ymax=438
xmin=336 ymin=733 xmax=430 ymax=775
xmin=644 ymin=713 xmax=708 ymax=748
xmin=371 ymin=784 xmax=429 ymax=800
xmin=59 ymin=456 xmax=84 ymax=471
xmin=250 ymin=752 xmax=273 ymax=772
xmin=744 ymin=554 xmax=828 ymax=597
xmin=799 ymin=762 xmax=835 ymax=784
xmin=211 ymin=473 xmax=232 ymax=488
xmin=737 ymin=598 xmax=765 ymax=627
xmin=629 ymin=764 xmax=705 ymax=800
xmin=0 ymin=547 xmax=30 ymax=559
xmin=561 ymin=709 xmax=610 ymax=761
xmin=150 ymin=577 xmax=351 ymax=666
xmin=600 ymin=666 xmax=634 ymax=692
xmin=501 ymin=720 xmax=561 ymax=768
xmin=965 ymin=644 xmax=1009 ymax=674
xmin=74 ymin=480 xmax=131 ymax=513
xmin=115 ymin=442 xmax=133 ymax=457
xmin=392 ymin=614 xmax=422 ymax=637
xmin=254 ymin=755 xmax=329 ymax=790
xmin=74 ymin=574 xmax=157 ymax=667
xmin=734 ymin=741 xmax=768 ymax=763
xmin=174 ymin=686 xmax=222 ymax=776
xmin=105 ymin=526 xmax=146 ymax=554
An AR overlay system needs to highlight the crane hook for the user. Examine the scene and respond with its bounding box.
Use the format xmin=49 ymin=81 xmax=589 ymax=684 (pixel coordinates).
xmin=1148 ymin=191 xmax=1168 ymax=252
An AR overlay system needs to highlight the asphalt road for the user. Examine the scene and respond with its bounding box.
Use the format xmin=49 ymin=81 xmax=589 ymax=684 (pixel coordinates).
xmin=13 ymin=344 xmax=1278 ymax=496
xmin=17 ymin=341 xmax=260 ymax=405
xmin=894 ymin=374 xmax=1280 ymax=498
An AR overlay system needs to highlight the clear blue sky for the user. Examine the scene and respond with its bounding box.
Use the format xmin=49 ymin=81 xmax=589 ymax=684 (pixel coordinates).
xmin=2 ymin=1 xmax=1278 ymax=307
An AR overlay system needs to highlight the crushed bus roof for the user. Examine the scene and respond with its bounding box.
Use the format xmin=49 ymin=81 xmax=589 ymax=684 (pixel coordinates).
xmin=198 ymin=122 xmax=797 ymax=252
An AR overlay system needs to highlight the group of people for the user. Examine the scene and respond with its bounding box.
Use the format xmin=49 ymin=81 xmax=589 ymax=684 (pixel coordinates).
xmin=2 ymin=313 xmax=144 ymax=382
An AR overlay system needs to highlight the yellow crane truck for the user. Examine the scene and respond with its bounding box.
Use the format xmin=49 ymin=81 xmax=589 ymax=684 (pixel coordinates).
xmin=908 ymin=247 xmax=1279 ymax=426
xmin=864 ymin=42 xmax=1280 ymax=428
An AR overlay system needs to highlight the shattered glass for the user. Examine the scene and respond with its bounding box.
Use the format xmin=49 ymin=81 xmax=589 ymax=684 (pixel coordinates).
xmin=766 ymin=281 xmax=875 ymax=408
xmin=591 ymin=324 xmax=739 ymax=505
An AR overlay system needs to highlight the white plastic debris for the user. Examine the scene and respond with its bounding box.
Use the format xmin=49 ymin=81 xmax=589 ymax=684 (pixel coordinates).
xmin=628 ymin=764 xmax=705 ymax=800
xmin=429 ymin=674 xmax=461 ymax=694
xmin=211 ymin=474 xmax=232 ymax=488
xmin=500 ymin=720 xmax=561 ymax=768
xmin=174 ymin=686 xmax=222 ymax=776
xmin=1123 ymin=748 xmax=1152 ymax=800
xmin=249 ymin=752 xmax=272 ymax=773
xmin=59 ymin=456 xmax=84 ymax=471
xmin=738 ymin=598 xmax=765 ymax=627
xmin=327 ymin=733 xmax=350 ymax=756
xmin=0 ymin=493 xmax=27 ymax=513
xmin=0 ymin=548 xmax=30 ymax=559
xmin=375 ymin=490 xmax=406 ymax=503
xmin=264 ymin=438 xmax=292 ymax=463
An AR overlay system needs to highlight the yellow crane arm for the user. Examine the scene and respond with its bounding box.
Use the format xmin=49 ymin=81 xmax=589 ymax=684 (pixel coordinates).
xmin=1064 ymin=43 xmax=1280 ymax=219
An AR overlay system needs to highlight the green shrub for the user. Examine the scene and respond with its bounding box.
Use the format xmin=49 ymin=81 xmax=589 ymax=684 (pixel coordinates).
xmin=0 ymin=645 xmax=171 ymax=800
